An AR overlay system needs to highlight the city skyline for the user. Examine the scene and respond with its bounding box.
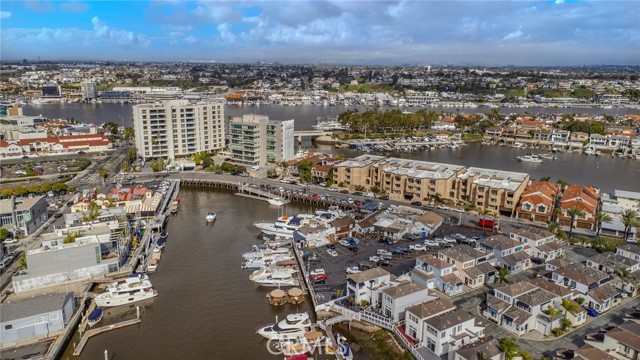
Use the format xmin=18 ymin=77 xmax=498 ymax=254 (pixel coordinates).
xmin=1 ymin=0 xmax=639 ymax=66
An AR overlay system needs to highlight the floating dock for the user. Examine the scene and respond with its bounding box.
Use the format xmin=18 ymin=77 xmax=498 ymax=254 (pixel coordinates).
xmin=72 ymin=318 xmax=141 ymax=356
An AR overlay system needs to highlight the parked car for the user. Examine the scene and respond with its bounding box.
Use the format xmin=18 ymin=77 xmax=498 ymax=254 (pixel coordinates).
xmin=369 ymin=255 xmax=380 ymax=263
xmin=409 ymin=244 xmax=428 ymax=251
xmin=327 ymin=249 xmax=338 ymax=257
xmin=585 ymin=308 xmax=599 ymax=317
xmin=339 ymin=239 xmax=351 ymax=247
xmin=358 ymin=262 xmax=374 ymax=270
xmin=424 ymin=240 xmax=438 ymax=247
xmin=311 ymin=273 xmax=328 ymax=282
xmin=377 ymin=249 xmax=392 ymax=257
xmin=339 ymin=190 xmax=349 ymax=194
xmin=531 ymin=257 xmax=545 ymax=264
xmin=390 ymin=248 xmax=405 ymax=255
xmin=410 ymin=201 xmax=422 ymax=206
xmin=327 ymin=243 xmax=337 ymax=250
xmin=3 ymin=238 xmax=18 ymax=244
xmin=402 ymin=233 xmax=417 ymax=241
xmin=311 ymin=277 xmax=326 ymax=285
xmin=307 ymin=254 xmax=321 ymax=263
xmin=310 ymin=269 xmax=326 ymax=277
xmin=352 ymin=192 xmax=363 ymax=196
xmin=378 ymin=195 xmax=389 ymax=200
xmin=378 ymin=259 xmax=392 ymax=267
xmin=346 ymin=266 xmax=361 ymax=274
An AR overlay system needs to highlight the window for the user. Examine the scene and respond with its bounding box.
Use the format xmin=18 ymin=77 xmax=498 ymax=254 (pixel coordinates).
xmin=50 ymin=313 xmax=60 ymax=321
xmin=4 ymin=324 xmax=12 ymax=331
xmin=34 ymin=317 xmax=44 ymax=324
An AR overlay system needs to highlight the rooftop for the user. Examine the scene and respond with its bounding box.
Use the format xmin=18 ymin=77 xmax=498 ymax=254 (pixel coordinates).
xmin=0 ymin=292 xmax=73 ymax=322
xmin=424 ymin=309 xmax=476 ymax=331
xmin=406 ymin=298 xmax=455 ymax=320
xmin=347 ymin=267 xmax=390 ymax=283
xmin=382 ymin=281 xmax=427 ymax=299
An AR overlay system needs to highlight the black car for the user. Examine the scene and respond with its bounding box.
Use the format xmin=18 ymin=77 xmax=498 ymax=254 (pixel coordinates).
xmin=54 ymin=212 xmax=63 ymax=218
xmin=311 ymin=278 xmax=326 ymax=285
xmin=531 ymin=257 xmax=545 ymax=264
xmin=327 ymin=243 xmax=337 ymax=250
xmin=339 ymin=190 xmax=350 ymax=194
xmin=358 ymin=262 xmax=374 ymax=270
xmin=390 ymin=248 xmax=404 ymax=255
xmin=411 ymin=201 xmax=422 ymax=206
xmin=378 ymin=195 xmax=389 ymax=200
xmin=352 ymin=191 xmax=363 ymax=196
xmin=347 ymin=245 xmax=359 ymax=253
xmin=402 ymin=234 xmax=416 ymax=241
xmin=378 ymin=259 xmax=392 ymax=267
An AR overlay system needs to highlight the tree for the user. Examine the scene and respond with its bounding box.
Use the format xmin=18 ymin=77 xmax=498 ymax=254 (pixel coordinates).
xmin=560 ymin=318 xmax=573 ymax=331
xmin=123 ymin=127 xmax=134 ymax=141
xmin=0 ymin=228 xmax=10 ymax=242
xmin=102 ymin=122 xmax=119 ymax=136
xmin=193 ymin=152 xmax=213 ymax=168
xmin=18 ymin=252 xmax=27 ymax=270
xmin=495 ymin=268 xmax=510 ymax=285
xmin=560 ymin=298 xmax=580 ymax=320
xmin=297 ymin=159 xmax=313 ymax=183
xmin=594 ymin=211 xmax=613 ymax=237
xmin=566 ymin=206 xmax=586 ymax=239
xmin=545 ymin=305 xmax=560 ymax=317
xmin=150 ymin=158 xmax=166 ymax=172
xmin=97 ymin=165 xmax=109 ymax=186
xmin=499 ymin=337 xmax=519 ymax=360
xmin=556 ymin=179 xmax=568 ymax=191
xmin=621 ymin=209 xmax=639 ymax=241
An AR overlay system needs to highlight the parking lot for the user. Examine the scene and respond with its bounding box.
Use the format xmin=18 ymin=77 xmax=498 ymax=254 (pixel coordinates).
xmin=303 ymin=222 xmax=493 ymax=304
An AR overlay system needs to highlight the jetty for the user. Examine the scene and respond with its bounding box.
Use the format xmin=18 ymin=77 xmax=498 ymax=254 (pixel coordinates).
xmin=72 ymin=318 xmax=141 ymax=356
xmin=236 ymin=184 xmax=290 ymax=205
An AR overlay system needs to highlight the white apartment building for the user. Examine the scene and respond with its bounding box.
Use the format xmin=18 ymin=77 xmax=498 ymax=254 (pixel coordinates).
xmin=228 ymin=114 xmax=294 ymax=166
xmin=133 ymin=100 xmax=225 ymax=160
xmin=81 ymin=80 xmax=98 ymax=100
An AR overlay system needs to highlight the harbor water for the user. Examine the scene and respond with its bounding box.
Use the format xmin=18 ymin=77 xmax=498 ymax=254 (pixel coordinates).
xmin=62 ymin=190 xmax=325 ymax=360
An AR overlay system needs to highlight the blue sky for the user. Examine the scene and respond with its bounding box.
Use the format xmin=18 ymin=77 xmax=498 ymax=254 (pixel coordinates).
xmin=1 ymin=0 xmax=639 ymax=65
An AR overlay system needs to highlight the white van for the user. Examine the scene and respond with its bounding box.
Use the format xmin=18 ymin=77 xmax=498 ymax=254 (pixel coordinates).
xmin=251 ymin=165 xmax=260 ymax=171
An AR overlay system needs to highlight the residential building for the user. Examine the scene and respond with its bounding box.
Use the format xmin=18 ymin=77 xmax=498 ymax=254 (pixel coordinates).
xmin=0 ymin=134 xmax=112 ymax=156
xmin=585 ymin=283 xmax=620 ymax=313
xmin=412 ymin=255 xmax=463 ymax=295
xmin=346 ymin=267 xmax=392 ymax=307
xmin=586 ymin=252 xmax=640 ymax=274
xmin=551 ymin=263 xmax=611 ymax=295
xmin=601 ymin=191 xmax=640 ymax=239
xmin=584 ymin=321 xmax=640 ymax=360
xmin=510 ymin=228 xmax=564 ymax=261
xmin=420 ymin=309 xmax=484 ymax=356
xmin=81 ymin=80 xmax=98 ymax=100
xmin=380 ymin=281 xmax=432 ymax=321
xmin=515 ymin=181 xmax=559 ymax=223
xmin=453 ymin=337 xmax=504 ymax=360
xmin=551 ymin=129 xmax=570 ymax=143
xmin=228 ymin=114 xmax=294 ymax=166
xmin=617 ymin=244 xmax=640 ymax=262
xmin=437 ymin=245 xmax=495 ymax=288
xmin=454 ymin=167 xmax=529 ymax=215
xmin=413 ymin=211 xmax=444 ymax=236
xmin=557 ymin=184 xmax=599 ymax=231
xmin=404 ymin=298 xmax=456 ymax=344
xmin=572 ymin=344 xmax=617 ymax=360
xmin=0 ymin=196 xmax=48 ymax=236
xmin=0 ymin=293 xmax=75 ymax=346
xmin=12 ymin=222 xmax=129 ymax=293
xmin=133 ymin=100 xmax=225 ymax=160
xmin=477 ymin=235 xmax=531 ymax=273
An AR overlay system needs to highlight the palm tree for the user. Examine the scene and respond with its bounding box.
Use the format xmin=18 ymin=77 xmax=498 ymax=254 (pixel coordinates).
xmin=565 ymin=206 xmax=586 ymax=240
xmin=556 ymin=179 xmax=568 ymax=191
xmin=432 ymin=192 xmax=445 ymax=207
xmin=594 ymin=211 xmax=613 ymax=237
xmin=97 ymin=165 xmax=109 ymax=186
xmin=621 ymin=209 xmax=639 ymax=241
xmin=499 ymin=337 xmax=519 ymax=360
xmin=18 ymin=252 xmax=27 ymax=270
xmin=495 ymin=267 xmax=510 ymax=285
xmin=539 ymin=176 xmax=551 ymax=182
xmin=560 ymin=298 xmax=580 ymax=320
xmin=545 ymin=304 xmax=560 ymax=317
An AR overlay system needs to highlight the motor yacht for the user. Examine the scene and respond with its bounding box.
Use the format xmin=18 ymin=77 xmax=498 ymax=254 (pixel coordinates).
xmin=94 ymin=274 xmax=158 ymax=307
xmin=268 ymin=198 xmax=287 ymax=207
xmin=254 ymin=215 xmax=310 ymax=238
xmin=517 ymin=154 xmax=543 ymax=163
xmin=257 ymin=312 xmax=312 ymax=340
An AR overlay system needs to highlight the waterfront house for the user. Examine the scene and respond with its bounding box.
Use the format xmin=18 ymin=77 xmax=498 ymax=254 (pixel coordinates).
xmin=515 ymin=181 xmax=559 ymax=223
xmin=476 ymin=235 xmax=531 ymax=273
xmin=0 ymin=292 xmax=74 ymax=346
xmin=583 ymin=321 xmax=640 ymax=360
xmin=346 ymin=267 xmax=392 ymax=307
xmin=404 ymin=298 xmax=455 ymax=344
xmin=570 ymin=131 xmax=589 ymax=144
xmin=380 ymin=281 xmax=432 ymax=322
xmin=551 ymin=129 xmax=570 ymax=143
xmin=557 ymin=184 xmax=599 ymax=231
xmin=419 ymin=309 xmax=484 ymax=356
xmin=588 ymin=133 xmax=609 ymax=148
xmin=551 ymin=263 xmax=611 ymax=295
xmin=453 ymin=337 xmax=504 ymax=360
xmin=533 ymin=130 xmax=551 ymax=142
xmin=411 ymin=255 xmax=463 ymax=296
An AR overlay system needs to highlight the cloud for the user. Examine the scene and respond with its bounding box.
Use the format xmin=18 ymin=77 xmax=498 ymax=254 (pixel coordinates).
xmin=59 ymin=1 xmax=89 ymax=13
xmin=26 ymin=0 xmax=53 ymax=12
xmin=0 ymin=11 xmax=11 ymax=19
xmin=503 ymin=28 xmax=524 ymax=40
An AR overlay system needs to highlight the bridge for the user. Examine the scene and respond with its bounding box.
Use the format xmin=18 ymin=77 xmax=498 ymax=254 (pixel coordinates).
xmin=293 ymin=130 xmax=335 ymax=143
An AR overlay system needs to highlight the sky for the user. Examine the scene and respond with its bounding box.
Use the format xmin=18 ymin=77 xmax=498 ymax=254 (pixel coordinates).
xmin=1 ymin=0 xmax=639 ymax=66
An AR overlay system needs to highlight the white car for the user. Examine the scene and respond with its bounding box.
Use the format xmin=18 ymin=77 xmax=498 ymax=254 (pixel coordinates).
xmin=339 ymin=239 xmax=351 ymax=247
xmin=409 ymin=244 xmax=427 ymax=251
xmin=310 ymin=269 xmax=326 ymax=277
xmin=3 ymin=238 xmax=18 ymax=245
xmin=424 ymin=240 xmax=438 ymax=247
xmin=346 ymin=266 xmax=361 ymax=274
xmin=327 ymin=249 xmax=338 ymax=257
xmin=369 ymin=255 xmax=380 ymax=263
xmin=377 ymin=249 xmax=392 ymax=257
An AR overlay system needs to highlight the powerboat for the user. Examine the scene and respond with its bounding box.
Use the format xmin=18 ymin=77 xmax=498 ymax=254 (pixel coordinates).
xmin=94 ymin=274 xmax=158 ymax=307
xmin=87 ymin=308 xmax=103 ymax=328
xmin=257 ymin=312 xmax=312 ymax=340
xmin=254 ymin=215 xmax=307 ymax=238
xmin=206 ymin=212 xmax=217 ymax=222
xmin=242 ymin=254 xmax=294 ymax=269
xmin=249 ymin=267 xmax=297 ymax=281
xmin=268 ymin=197 xmax=287 ymax=206
xmin=517 ymin=154 xmax=543 ymax=163
xmin=335 ymin=333 xmax=353 ymax=360
xmin=538 ymin=153 xmax=556 ymax=160
xmin=242 ymin=246 xmax=291 ymax=260
xmin=170 ymin=200 xmax=179 ymax=214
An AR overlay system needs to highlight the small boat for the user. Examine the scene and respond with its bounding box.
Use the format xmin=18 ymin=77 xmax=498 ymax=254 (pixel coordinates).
xmin=206 ymin=212 xmax=217 ymax=222
xmin=257 ymin=312 xmax=311 ymax=340
xmin=87 ymin=308 xmax=103 ymax=328
xmin=170 ymin=200 xmax=179 ymax=214
xmin=517 ymin=154 xmax=543 ymax=163
xmin=538 ymin=153 xmax=556 ymax=160
xmin=268 ymin=197 xmax=287 ymax=207
xmin=335 ymin=333 xmax=353 ymax=360
xmin=156 ymin=236 xmax=166 ymax=250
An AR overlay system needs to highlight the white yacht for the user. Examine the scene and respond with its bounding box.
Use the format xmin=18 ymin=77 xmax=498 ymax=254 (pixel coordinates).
xmin=205 ymin=212 xmax=217 ymax=222
xmin=242 ymin=254 xmax=294 ymax=269
xmin=94 ymin=274 xmax=157 ymax=307
xmin=250 ymin=268 xmax=299 ymax=287
xmin=242 ymin=246 xmax=291 ymax=260
xmin=254 ymin=215 xmax=309 ymax=238
xmin=257 ymin=312 xmax=312 ymax=340
xmin=538 ymin=153 xmax=556 ymax=160
xmin=517 ymin=154 xmax=543 ymax=163
xmin=267 ymin=198 xmax=287 ymax=207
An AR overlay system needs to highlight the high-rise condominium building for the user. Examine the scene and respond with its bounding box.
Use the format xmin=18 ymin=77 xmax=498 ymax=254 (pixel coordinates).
xmin=229 ymin=114 xmax=294 ymax=166
xmin=133 ymin=100 xmax=225 ymax=160
xmin=81 ymin=81 xmax=98 ymax=100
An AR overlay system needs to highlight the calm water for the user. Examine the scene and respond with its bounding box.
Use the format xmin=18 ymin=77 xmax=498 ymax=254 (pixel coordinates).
xmin=64 ymin=190 xmax=321 ymax=360
xmin=23 ymin=103 xmax=640 ymax=129
xmin=23 ymin=103 xmax=640 ymax=192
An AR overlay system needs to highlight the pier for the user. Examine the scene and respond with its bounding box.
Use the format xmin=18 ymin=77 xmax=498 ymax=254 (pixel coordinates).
xmin=236 ymin=184 xmax=290 ymax=205
xmin=72 ymin=318 xmax=141 ymax=356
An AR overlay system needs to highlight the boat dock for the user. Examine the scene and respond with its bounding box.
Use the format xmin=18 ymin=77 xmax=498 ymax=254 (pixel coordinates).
xmin=72 ymin=317 xmax=141 ymax=356
xmin=236 ymin=184 xmax=290 ymax=205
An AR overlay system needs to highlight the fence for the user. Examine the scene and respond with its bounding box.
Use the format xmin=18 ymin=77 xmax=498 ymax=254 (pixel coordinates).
xmin=392 ymin=320 xmax=425 ymax=360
